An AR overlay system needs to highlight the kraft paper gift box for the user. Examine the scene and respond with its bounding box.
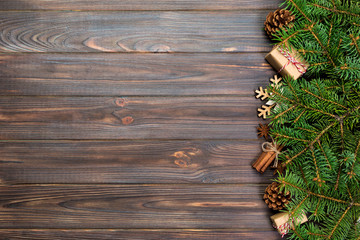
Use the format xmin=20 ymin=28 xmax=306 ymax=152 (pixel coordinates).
xmin=265 ymin=45 xmax=309 ymax=80
xmin=270 ymin=212 xmax=308 ymax=236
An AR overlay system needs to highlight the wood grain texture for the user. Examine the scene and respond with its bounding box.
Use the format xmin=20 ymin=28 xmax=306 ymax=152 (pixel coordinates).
xmin=0 ymin=184 xmax=274 ymax=229
xmin=0 ymin=53 xmax=273 ymax=96
xmin=0 ymin=140 xmax=273 ymax=184
xmin=0 ymin=96 xmax=262 ymax=140
xmin=0 ymin=11 xmax=271 ymax=53
xmin=0 ymin=0 xmax=282 ymax=11
xmin=0 ymin=229 xmax=280 ymax=240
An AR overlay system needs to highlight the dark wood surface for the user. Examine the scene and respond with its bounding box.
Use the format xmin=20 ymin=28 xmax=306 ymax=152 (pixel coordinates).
xmin=0 ymin=229 xmax=279 ymax=240
xmin=0 ymin=96 xmax=260 ymax=140
xmin=0 ymin=0 xmax=281 ymax=239
xmin=0 ymin=11 xmax=272 ymax=53
xmin=0 ymin=140 xmax=273 ymax=184
xmin=0 ymin=184 xmax=274 ymax=229
xmin=0 ymin=0 xmax=281 ymax=11
xmin=0 ymin=53 xmax=273 ymax=96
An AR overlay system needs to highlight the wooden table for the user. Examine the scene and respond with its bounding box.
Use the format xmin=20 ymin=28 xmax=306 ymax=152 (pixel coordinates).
xmin=0 ymin=0 xmax=282 ymax=239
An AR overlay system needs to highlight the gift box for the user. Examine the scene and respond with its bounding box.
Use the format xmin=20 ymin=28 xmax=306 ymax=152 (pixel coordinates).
xmin=270 ymin=212 xmax=308 ymax=237
xmin=265 ymin=44 xmax=309 ymax=80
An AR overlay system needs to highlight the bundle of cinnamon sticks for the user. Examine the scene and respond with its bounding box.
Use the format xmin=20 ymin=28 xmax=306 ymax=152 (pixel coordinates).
xmin=252 ymin=144 xmax=283 ymax=173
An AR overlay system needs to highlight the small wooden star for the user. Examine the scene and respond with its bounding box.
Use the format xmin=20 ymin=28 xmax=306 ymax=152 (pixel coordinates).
xmin=257 ymin=123 xmax=270 ymax=139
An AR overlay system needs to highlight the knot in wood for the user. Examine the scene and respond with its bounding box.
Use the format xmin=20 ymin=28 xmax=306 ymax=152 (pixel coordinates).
xmin=121 ymin=116 xmax=134 ymax=125
xmin=174 ymin=159 xmax=191 ymax=168
xmin=115 ymin=98 xmax=128 ymax=107
xmin=150 ymin=44 xmax=172 ymax=53
xmin=172 ymin=151 xmax=192 ymax=167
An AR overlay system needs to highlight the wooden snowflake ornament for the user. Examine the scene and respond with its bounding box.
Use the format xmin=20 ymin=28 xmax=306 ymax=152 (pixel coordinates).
xmin=255 ymin=86 xmax=269 ymax=100
xmin=257 ymin=105 xmax=273 ymax=119
xmin=270 ymin=75 xmax=282 ymax=86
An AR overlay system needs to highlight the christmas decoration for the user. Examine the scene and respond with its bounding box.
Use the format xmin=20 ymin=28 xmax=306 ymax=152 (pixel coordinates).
xmin=257 ymin=0 xmax=360 ymax=239
xmin=265 ymin=44 xmax=308 ymax=80
xmin=255 ymin=86 xmax=269 ymax=100
xmin=257 ymin=104 xmax=273 ymax=119
xmin=270 ymin=212 xmax=308 ymax=237
xmin=264 ymin=182 xmax=290 ymax=211
xmin=252 ymin=141 xmax=283 ymax=173
xmin=270 ymin=75 xmax=282 ymax=86
xmin=257 ymin=123 xmax=270 ymax=139
xmin=264 ymin=9 xmax=295 ymax=39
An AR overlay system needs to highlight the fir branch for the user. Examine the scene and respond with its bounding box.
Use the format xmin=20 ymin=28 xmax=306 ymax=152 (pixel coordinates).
xmin=302 ymin=88 xmax=348 ymax=110
xmin=298 ymin=49 xmax=323 ymax=54
xmin=279 ymin=29 xmax=302 ymax=45
xmin=327 ymin=205 xmax=352 ymax=239
xmin=293 ymin=227 xmax=305 ymax=240
xmin=310 ymin=149 xmax=322 ymax=185
xmin=340 ymin=122 xmax=345 ymax=150
xmin=334 ymin=164 xmax=342 ymax=191
xmin=294 ymin=109 xmax=306 ymax=123
xmin=308 ymin=232 xmax=328 ymax=238
xmin=274 ymin=133 xmax=310 ymax=143
xmin=314 ymin=197 xmax=321 ymax=216
xmin=328 ymin=19 xmax=333 ymax=48
xmin=317 ymin=140 xmax=332 ymax=169
xmin=287 ymin=80 xmax=300 ymax=102
xmin=271 ymin=88 xmax=337 ymax=118
xmin=290 ymin=193 xmax=310 ymax=216
xmin=306 ymin=24 xmax=336 ymax=67
xmin=311 ymin=3 xmax=360 ymax=19
xmin=284 ymin=122 xmax=336 ymax=166
xmin=288 ymin=0 xmax=313 ymax=23
xmin=266 ymin=1 xmax=360 ymax=238
xmin=347 ymin=185 xmax=353 ymax=202
xmin=350 ymin=34 xmax=360 ymax=56
xmin=272 ymin=105 xmax=296 ymax=121
xmin=297 ymin=127 xmax=318 ymax=135
xmin=280 ymin=179 xmax=352 ymax=205
xmin=349 ymin=138 xmax=360 ymax=178
xmin=311 ymin=61 xmax=331 ymax=67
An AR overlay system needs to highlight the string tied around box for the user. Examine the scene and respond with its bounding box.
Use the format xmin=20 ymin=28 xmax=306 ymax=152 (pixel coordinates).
xmin=278 ymin=46 xmax=307 ymax=75
xmin=273 ymin=220 xmax=291 ymax=238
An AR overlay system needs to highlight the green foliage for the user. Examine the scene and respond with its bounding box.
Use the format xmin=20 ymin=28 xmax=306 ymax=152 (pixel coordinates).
xmin=267 ymin=0 xmax=360 ymax=239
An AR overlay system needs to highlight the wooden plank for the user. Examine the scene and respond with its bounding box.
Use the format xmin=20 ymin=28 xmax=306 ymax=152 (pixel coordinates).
xmin=0 ymin=11 xmax=272 ymax=53
xmin=0 ymin=140 xmax=272 ymax=184
xmin=0 ymin=0 xmax=282 ymax=11
xmin=0 ymin=229 xmax=280 ymax=239
xmin=0 ymin=96 xmax=263 ymax=140
xmin=0 ymin=53 xmax=273 ymax=96
xmin=0 ymin=184 xmax=274 ymax=229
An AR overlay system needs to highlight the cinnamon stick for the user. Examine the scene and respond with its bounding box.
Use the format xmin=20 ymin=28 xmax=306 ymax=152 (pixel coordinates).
xmin=252 ymin=151 xmax=268 ymax=169
xmin=256 ymin=151 xmax=274 ymax=172
xmin=260 ymin=145 xmax=284 ymax=173
xmin=252 ymin=144 xmax=273 ymax=170
xmin=259 ymin=152 xmax=277 ymax=173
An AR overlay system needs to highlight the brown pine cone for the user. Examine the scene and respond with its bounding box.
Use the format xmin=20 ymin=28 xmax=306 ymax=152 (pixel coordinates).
xmin=264 ymin=9 xmax=295 ymax=38
xmin=263 ymin=182 xmax=291 ymax=210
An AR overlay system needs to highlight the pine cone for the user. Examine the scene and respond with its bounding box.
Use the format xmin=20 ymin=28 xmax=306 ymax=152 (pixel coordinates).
xmin=264 ymin=9 xmax=295 ymax=38
xmin=263 ymin=182 xmax=291 ymax=210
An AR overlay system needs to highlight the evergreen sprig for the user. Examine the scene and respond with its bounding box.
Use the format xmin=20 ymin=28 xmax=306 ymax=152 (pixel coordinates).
xmin=267 ymin=0 xmax=360 ymax=239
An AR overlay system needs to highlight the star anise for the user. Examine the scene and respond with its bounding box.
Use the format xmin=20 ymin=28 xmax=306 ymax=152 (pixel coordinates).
xmin=257 ymin=123 xmax=270 ymax=139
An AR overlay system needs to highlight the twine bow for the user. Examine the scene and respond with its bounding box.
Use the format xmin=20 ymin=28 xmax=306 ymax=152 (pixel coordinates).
xmin=262 ymin=140 xmax=281 ymax=168
xmin=278 ymin=46 xmax=307 ymax=75
xmin=273 ymin=221 xmax=291 ymax=238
